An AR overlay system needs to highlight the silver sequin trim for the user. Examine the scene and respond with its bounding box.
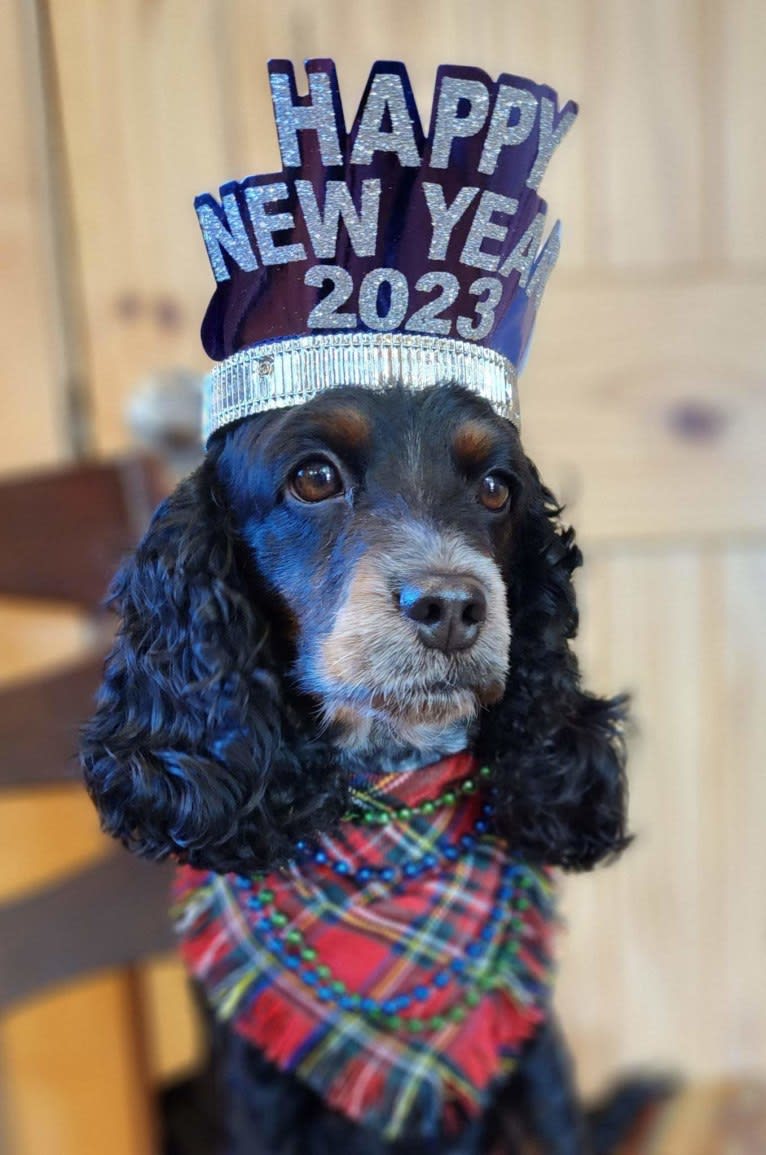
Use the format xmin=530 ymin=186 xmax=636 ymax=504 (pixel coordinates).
xmin=203 ymin=333 xmax=519 ymax=443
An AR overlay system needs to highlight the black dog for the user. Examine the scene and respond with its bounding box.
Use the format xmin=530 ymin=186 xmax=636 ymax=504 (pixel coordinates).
xmin=82 ymin=383 xmax=630 ymax=1154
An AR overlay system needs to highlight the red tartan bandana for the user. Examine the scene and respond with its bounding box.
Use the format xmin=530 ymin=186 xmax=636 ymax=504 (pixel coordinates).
xmin=172 ymin=751 xmax=556 ymax=1142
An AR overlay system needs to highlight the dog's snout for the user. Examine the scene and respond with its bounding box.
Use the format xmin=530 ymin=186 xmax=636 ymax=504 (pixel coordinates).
xmin=397 ymin=575 xmax=487 ymax=653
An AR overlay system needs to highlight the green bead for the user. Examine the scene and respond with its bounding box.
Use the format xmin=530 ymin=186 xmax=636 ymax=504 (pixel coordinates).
xmin=443 ymin=791 xmax=456 ymax=806
xmin=429 ymin=1015 xmax=447 ymax=1031
xmin=517 ymin=897 xmax=530 ymax=911
xmin=398 ymin=806 xmax=412 ymax=820
xmin=465 ymin=989 xmax=481 ymax=1007
xmin=260 ymin=889 xmax=274 ymax=903
xmin=363 ymin=812 xmax=376 ymax=824
xmin=420 ymin=801 xmax=435 ymax=815
xmin=479 ymin=765 xmax=492 ymax=778
xmin=478 ymin=974 xmax=494 ymax=990
xmin=461 ymin=779 xmax=476 ymax=794
xmin=384 ymin=1015 xmax=402 ymax=1029
xmin=316 ymin=964 xmax=332 ymax=980
xmin=286 ymin=929 xmax=302 ymax=945
xmin=331 ymin=980 xmax=346 ymax=994
xmin=407 ymin=1018 xmax=424 ymax=1033
xmin=448 ymin=1006 xmax=466 ymax=1023
xmin=300 ymin=947 xmax=317 ymax=962
xmin=270 ymin=912 xmax=288 ymax=927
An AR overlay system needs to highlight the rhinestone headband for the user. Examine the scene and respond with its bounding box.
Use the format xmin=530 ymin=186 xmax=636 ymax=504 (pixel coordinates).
xmin=203 ymin=332 xmax=519 ymax=443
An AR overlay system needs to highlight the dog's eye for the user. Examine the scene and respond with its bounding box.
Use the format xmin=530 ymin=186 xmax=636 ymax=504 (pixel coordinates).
xmin=289 ymin=457 xmax=344 ymax=503
xmin=478 ymin=471 xmax=511 ymax=512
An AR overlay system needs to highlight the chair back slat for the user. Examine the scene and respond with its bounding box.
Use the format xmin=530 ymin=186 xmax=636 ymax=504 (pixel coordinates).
xmin=0 ymin=456 xmax=166 ymax=608
xmin=0 ymin=653 xmax=107 ymax=788
xmin=0 ymin=854 xmax=175 ymax=1009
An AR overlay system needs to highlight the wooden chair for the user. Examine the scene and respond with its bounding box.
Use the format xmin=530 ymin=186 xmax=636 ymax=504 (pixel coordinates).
xmin=0 ymin=456 xmax=179 ymax=1150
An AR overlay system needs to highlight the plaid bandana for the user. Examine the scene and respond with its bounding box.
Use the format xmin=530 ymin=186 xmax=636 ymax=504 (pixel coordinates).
xmin=172 ymin=751 xmax=556 ymax=1142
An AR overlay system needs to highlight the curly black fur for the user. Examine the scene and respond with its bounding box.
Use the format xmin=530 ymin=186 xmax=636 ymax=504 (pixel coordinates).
xmin=82 ymin=451 xmax=348 ymax=873
xmin=478 ymin=457 xmax=631 ymax=871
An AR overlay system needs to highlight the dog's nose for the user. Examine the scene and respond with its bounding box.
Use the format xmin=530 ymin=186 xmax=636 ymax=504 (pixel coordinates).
xmin=398 ymin=576 xmax=487 ymax=653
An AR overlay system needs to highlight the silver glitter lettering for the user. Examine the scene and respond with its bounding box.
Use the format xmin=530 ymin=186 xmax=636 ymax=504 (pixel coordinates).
xmin=461 ymin=191 xmax=519 ymax=272
xmin=358 ymin=268 xmax=409 ymax=331
xmin=478 ymin=85 xmax=538 ymax=176
xmin=499 ymin=211 xmax=545 ymax=284
xmin=423 ymin=183 xmax=479 ymax=260
xmin=429 ymin=77 xmax=490 ymax=169
xmin=350 ymin=74 xmax=420 ymax=167
xmin=295 ymin=178 xmax=380 ymax=259
xmin=244 ymin=182 xmax=306 ymax=266
xmin=269 ymin=70 xmax=343 ymax=167
xmin=195 ymin=194 xmax=257 ymax=283
xmin=527 ymin=99 xmax=577 ymax=190
xmin=526 ymin=221 xmax=561 ymax=309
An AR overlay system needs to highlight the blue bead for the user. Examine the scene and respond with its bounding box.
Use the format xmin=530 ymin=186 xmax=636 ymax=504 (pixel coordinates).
xmin=482 ymin=803 xmax=494 ymax=816
xmin=414 ymin=985 xmax=430 ymax=1001
xmin=422 ymin=854 xmax=437 ymax=869
xmin=444 ymin=847 xmax=459 ymax=861
xmin=404 ymin=862 xmax=420 ymax=877
xmin=357 ymin=867 xmax=372 ymax=882
xmin=296 ymin=840 xmax=308 ymax=853
xmin=498 ymin=886 xmax=513 ymax=903
xmin=334 ymin=860 xmax=350 ymax=875
xmin=339 ymin=995 xmax=357 ymax=1010
xmin=380 ymin=868 xmax=395 ymax=882
xmin=317 ymin=987 xmax=333 ymax=1001
xmin=285 ymin=956 xmax=299 ymax=970
xmin=467 ymin=942 xmax=482 ymax=958
xmin=490 ymin=904 xmax=504 ymax=922
xmin=235 ymin=875 xmax=251 ymax=890
xmin=302 ymin=970 xmax=318 ymax=986
xmin=361 ymin=998 xmax=377 ymax=1013
xmin=256 ymin=916 xmax=272 ymax=930
xmin=314 ymin=850 xmax=328 ymax=864
xmin=382 ymin=999 xmax=399 ymax=1014
xmin=247 ymin=895 xmax=263 ymax=908
xmin=475 ymin=821 xmax=488 ymax=834
xmin=434 ymin=972 xmax=450 ymax=989
xmin=394 ymin=994 xmax=412 ymax=1010
xmin=461 ymin=835 xmax=474 ymax=849
xmin=481 ymin=926 xmax=494 ymax=941
xmin=450 ymin=958 xmax=466 ymax=973
xmin=266 ymin=935 xmax=283 ymax=953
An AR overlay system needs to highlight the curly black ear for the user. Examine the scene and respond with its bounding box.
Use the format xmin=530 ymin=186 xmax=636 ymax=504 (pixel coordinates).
xmin=478 ymin=459 xmax=631 ymax=871
xmin=81 ymin=451 xmax=345 ymax=874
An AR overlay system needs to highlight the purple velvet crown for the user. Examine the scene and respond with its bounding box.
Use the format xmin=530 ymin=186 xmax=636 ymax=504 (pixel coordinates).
xmin=197 ymin=59 xmax=577 ymax=441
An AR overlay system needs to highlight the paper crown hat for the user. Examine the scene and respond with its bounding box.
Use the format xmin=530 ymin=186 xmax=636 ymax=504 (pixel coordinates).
xmin=197 ymin=59 xmax=577 ymax=442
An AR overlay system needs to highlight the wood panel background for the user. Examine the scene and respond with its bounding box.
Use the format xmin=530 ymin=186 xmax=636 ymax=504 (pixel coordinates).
xmin=0 ymin=2 xmax=763 ymax=1152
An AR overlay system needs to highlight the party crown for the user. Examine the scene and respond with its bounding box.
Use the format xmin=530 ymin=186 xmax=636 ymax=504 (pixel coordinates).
xmin=197 ymin=59 xmax=577 ymax=442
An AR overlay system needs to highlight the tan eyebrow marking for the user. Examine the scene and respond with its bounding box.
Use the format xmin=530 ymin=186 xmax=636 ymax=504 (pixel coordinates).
xmin=451 ymin=420 xmax=498 ymax=470
xmin=312 ymin=406 xmax=371 ymax=450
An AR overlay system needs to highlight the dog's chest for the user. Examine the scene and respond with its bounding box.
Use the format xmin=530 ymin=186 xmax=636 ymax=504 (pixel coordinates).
xmin=172 ymin=750 xmax=557 ymax=1141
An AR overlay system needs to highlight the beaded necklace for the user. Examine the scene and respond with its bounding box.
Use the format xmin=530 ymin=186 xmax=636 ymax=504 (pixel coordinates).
xmin=172 ymin=750 xmax=556 ymax=1141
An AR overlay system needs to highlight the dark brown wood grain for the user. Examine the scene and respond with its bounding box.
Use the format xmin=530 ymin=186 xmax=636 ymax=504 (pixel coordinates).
xmin=0 ymin=652 xmax=106 ymax=788
xmin=0 ymin=455 xmax=167 ymax=607
xmin=0 ymin=852 xmax=175 ymax=1010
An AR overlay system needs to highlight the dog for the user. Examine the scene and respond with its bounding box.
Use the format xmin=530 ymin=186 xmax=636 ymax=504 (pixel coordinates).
xmin=82 ymin=381 xmax=631 ymax=1154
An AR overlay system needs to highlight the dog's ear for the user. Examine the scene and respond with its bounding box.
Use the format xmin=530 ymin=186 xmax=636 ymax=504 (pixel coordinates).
xmin=478 ymin=458 xmax=630 ymax=870
xmin=81 ymin=452 xmax=345 ymax=874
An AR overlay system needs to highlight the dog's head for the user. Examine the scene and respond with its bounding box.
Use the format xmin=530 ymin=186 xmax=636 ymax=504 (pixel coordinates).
xmin=82 ymin=384 xmax=630 ymax=873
